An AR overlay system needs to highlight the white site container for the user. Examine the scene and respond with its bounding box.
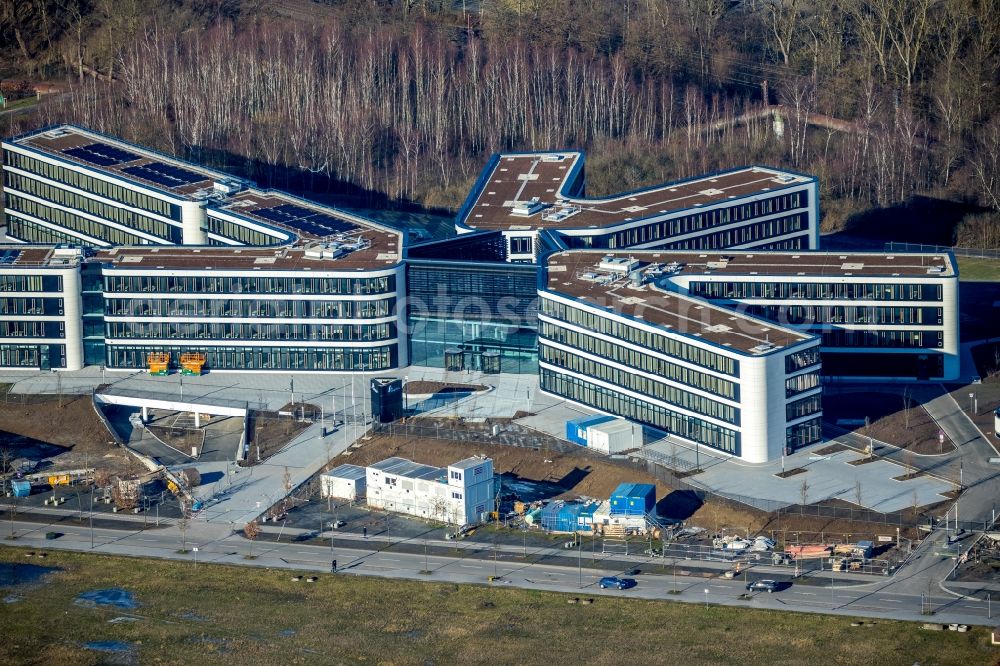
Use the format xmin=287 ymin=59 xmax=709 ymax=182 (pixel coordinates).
xmin=586 ymin=419 xmax=642 ymax=455
xmin=321 ymin=464 xmax=368 ymax=501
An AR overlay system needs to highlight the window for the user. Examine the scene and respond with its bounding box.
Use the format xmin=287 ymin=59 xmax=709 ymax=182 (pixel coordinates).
xmin=450 ymin=471 xmax=462 ymax=481
xmin=451 ymin=492 xmax=463 ymax=500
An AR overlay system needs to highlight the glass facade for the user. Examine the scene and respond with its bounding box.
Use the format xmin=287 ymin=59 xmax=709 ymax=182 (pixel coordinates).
xmin=540 ymin=367 xmax=741 ymax=455
xmin=103 ymin=273 xmax=394 ymax=296
xmin=5 ymin=194 xmax=167 ymax=246
xmin=206 ymin=214 xmax=288 ymax=246
xmin=540 ymin=322 xmax=739 ymax=399
xmin=562 ymin=191 xmax=808 ymax=250
xmin=105 ymin=344 xmax=396 ymax=371
xmin=539 ymin=343 xmax=739 ymax=423
xmin=4 ymin=172 xmax=181 ymax=242
xmin=3 ymin=149 xmax=177 ymax=218
xmin=786 ymin=416 xmax=822 ymax=451
xmin=540 ymin=299 xmax=739 ymax=376
xmin=407 ymin=261 xmax=540 ymax=374
xmin=747 ymin=304 xmax=943 ymax=326
xmin=689 ymin=280 xmax=943 ymax=302
xmin=0 ymin=343 xmax=65 ymax=369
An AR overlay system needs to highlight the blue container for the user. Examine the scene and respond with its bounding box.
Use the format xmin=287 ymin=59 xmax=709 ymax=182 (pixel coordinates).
xmin=609 ymin=483 xmax=656 ymax=516
xmin=565 ymin=415 xmax=615 ymax=445
xmin=11 ymin=479 xmax=31 ymax=497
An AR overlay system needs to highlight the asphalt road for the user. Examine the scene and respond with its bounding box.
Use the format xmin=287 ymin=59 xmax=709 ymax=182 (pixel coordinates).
xmin=3 ymin=515 xmax=994 ymax=627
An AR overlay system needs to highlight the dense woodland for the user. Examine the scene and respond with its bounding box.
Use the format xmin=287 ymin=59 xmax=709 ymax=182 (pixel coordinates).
xmin=1 ymin=0 xmax=998 ymax=246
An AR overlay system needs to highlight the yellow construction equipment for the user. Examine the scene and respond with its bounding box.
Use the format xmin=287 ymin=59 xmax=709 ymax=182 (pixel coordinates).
xmin=147 ymin=352 xmax=170 ymax=375
xmin=180 ymin=352 xmax=206 ymax=376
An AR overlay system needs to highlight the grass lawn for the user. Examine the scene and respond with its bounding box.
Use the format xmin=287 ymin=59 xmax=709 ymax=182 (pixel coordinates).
xmin=0 ymin=547 xmax=996 ymax=665
xmin=957 ymin=256 xmax=1000 ymax=281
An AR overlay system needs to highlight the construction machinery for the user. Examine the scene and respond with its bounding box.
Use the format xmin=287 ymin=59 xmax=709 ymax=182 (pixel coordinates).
xmin=147 ymin=352 xmax=170 ymax=375
xmin=180 ymin=352 xmax=206 ymax=376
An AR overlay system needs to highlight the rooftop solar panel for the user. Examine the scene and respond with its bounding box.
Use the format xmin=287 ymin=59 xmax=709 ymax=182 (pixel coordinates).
xmin=87 ymin=142 xmax=140 ymax=164
xmin=62 ymin=147 xmax=118 ymax=167
xmin=252 ymin=203 xmax=356 ymax=237
xmin=61 ymin=142 xmax=141 ymax=167
xmin=122 ymin=162 xmax=207 ymax=188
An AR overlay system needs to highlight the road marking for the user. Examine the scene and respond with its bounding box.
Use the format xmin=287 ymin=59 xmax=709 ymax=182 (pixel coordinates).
xmin=798 ymin=592 xmax=816 ymax=596
xmin=380 ymin=558 xmax=401 ymax=562
xmin=459 ymin=565 xmax=480 ymax=569
xmin=879 ymin=599 xmax=901 ymax=603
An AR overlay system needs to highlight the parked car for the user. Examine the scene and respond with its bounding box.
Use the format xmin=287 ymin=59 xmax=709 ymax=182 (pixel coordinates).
xmin=599 ymin=576 xmax=636 ymax=590
xmin=745 ymin=579 xmax=780 ymax=593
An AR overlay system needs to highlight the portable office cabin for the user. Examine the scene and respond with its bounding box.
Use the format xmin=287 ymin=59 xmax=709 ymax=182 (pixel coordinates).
xmin=321 ymin=464 xmax=367 ymax=501
xmin=609 ymin=483 xmax=656 ymax=516
xmin=586 ymin=419 xmax=642 ymax=454
xmin=11 ymin=479 xmax=31 ymax=497
xmin=565 ymin=415 xmax=615 ymax=445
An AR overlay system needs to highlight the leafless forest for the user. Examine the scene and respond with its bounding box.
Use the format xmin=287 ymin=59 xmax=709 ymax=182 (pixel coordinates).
xmin=2 ymin=1 xmax=998 ymax=244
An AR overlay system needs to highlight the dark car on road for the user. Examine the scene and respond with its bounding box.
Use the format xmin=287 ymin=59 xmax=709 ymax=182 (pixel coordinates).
xmin=599 ymin=576 xmax=636 ymax=590
xmin=745 ymin=579 xmax=780 ymax=593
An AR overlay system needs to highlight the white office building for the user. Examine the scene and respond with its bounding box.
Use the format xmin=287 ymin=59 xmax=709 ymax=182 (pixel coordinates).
xmin=365 ymin=456 xmax=495 ymax=526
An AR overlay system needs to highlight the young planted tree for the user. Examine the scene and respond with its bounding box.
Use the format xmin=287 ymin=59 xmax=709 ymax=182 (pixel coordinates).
xmin=244 ymin=520 xmax=260 ymax=559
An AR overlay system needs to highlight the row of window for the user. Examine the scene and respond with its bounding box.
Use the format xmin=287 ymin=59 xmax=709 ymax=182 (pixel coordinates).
xmin=7 ymin=215 xmax=90 ymax=246
xmin=0 ymin=343 xmax=65 ymax=368
xmin=0 ymin=272 xmax=62 ymax=293
xmin=755 ymin=237 xmax=806 ymax=250
xmin=103 ymin=274 xmax=396 ymax=296
xmin=105 ymin=321 xmax=395 ymax=342
xmin=540 ymin=298 xmax=740 ymax=376
xmin=4 ymin=171 xmax=180 ymax=240
xmin=689 ymin=280 xmax=943 ymax=302
xmin=821 ymin=329 xmax=943 ymax=349
xmin=0 ymin=320 xmax=64 ymax=338
xmin=539 ymin=321 xmax=738 ymax=399
xmin=539 ymin=347 xmax=739 ymax=424
xmin=5 ymin=194 xmax=157 ymax=247
xmin=105 ymin=344 xmax=397 ymax=371
xmin=746 ymin=304 xmax=943 ymax=326
xmin=103 ymin=296 xmax=396 ymax=320
xmin=4 ymin=150 xmax=176 ymax=218
xmin=786 ymin=371 xmax=821 ymax=398
xmin=540 ymin=368 xmax=740 ymax=455
xmin=653 ymin=214 xmax=807 ymax=251
xmin=786 ymin=394 xmax=822 ymax=421
xmin=0 ymin=297 xmax=63 ymax=315
xmin=785 ymin=347 xmax=821 ymax=373
xmin=206 ymin=214 xmax=287 ymax=246
xmin=582 ymin=191 xmax=806 ymax=249
xmin=0 ymin=344 xmax=43 ymax=367
xmin=787 ymin=417 xmax=823 ymax=451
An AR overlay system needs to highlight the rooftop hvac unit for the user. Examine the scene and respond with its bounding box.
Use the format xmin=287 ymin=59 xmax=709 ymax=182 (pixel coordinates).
xmin=749 ymin=342 xmax=777 ymax=355
xmin=598 ymin=256 xmax=639 ymax=274
xmin=773 ymin=174 xmax=798 ymax=184
xmin=304 ymin=243 xmax=345 ymax=260
xmin=213 ymin=179 xmax=246 ymax=196
xmin=510 ymin=198 xmax=546 ymax=217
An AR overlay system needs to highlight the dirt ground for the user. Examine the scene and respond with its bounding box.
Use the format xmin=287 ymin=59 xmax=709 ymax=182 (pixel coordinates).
xmin=404 ymin=381 xmax=488 ymax=395
xmin=242 ymin=408 xmax=312 ymax=465
xmin=823 ymin=391 xmax=954 ymax=454
xmin=330 ymin=432 xmax=665 ymax=503
xmin=0 ymin=393 xmax=116 ymax=458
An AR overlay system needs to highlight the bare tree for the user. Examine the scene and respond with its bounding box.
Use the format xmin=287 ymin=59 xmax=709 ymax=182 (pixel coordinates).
xmin=853 ymin=479 xmax=863 ymax=508
xmin=799 ymin=478 xmax=810 ymax=509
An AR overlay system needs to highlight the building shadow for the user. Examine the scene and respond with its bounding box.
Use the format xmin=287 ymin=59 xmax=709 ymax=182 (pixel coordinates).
xmin=655 ymin=489 xmax=703 ymax=521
